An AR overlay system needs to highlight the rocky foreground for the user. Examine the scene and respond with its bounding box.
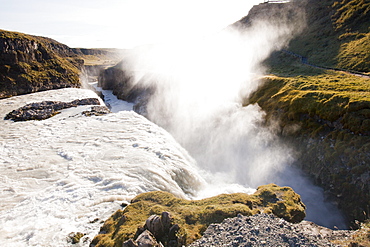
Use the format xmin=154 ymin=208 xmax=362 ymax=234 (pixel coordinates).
xmin=189 ymin=214 xmax=352 ymax=247
xmin=91 ymin=186 xmax=307 ymax=246
xmin=91 ymin=188 xmax=369 ymax=247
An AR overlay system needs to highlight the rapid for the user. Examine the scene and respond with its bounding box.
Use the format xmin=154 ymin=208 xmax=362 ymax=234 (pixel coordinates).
xmin=0 ymin=88 xmax=207 ymax=246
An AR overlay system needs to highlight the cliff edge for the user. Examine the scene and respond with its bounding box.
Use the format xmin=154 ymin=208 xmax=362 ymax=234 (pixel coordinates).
xmin=0 ymin=29 xmax=87 ymax=98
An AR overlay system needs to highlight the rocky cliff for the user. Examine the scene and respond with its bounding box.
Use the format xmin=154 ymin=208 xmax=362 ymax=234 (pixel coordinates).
xmin=246 ymin=0 xmax=370 ymax=226
xmin=0 ymin=29 xmax=85 ymax=98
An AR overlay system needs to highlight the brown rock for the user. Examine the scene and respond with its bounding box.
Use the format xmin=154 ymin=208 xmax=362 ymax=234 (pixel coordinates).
xmin=136 ymin=230 xmax=161 ymax=247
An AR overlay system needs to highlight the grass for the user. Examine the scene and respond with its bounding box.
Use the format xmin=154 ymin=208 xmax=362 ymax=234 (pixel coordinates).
xmin=91 ymin=184 xmax=306 ymax=247
xmin=74 ymin=48 xmax=126 ymax=66
xmin=0 ymin=29 xmax=83 ymax=98
xmin=286 ymin=0 xmax=370 ymax=73
xmin=256 ymin=51 xmax=370 ymax=135
xmin=337 ymin=32 xmax=370 ymax=72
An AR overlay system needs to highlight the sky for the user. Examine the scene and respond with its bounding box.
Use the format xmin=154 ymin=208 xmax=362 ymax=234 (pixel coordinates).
xmin=0 ymin=0 xmax=264 ymax=49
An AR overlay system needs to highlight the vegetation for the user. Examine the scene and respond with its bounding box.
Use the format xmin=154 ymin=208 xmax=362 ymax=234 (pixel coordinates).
xmin=0 ymin=30 xmax=124 ymax=98
xmin=245 ymin=0 xmax=370 ymax=225
xmin=91 ymin=184 xmax=306 ymax=247
xmin=253 ymin=53 xmax=370 ymax=135
xmin=74 ymin=48 xmax=126 ymax=66
xmin=0 ymin=29 xmax=83 ymax=98
xmin=333 ymin=220 xmax=370 ymax=246
xmin=287 ymin=0 xmax=370 ymax=73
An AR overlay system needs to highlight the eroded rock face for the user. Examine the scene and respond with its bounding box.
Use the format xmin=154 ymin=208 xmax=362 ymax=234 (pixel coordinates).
xmin=0 ymin=29 xmax=83 ymax=98
xmin=98 ymin=61 xmax=155 ymax=116
xmin=288 ymin=133 xmax=370 ymax=226
xmin=4 ymin=98 xmax=108 ymax=121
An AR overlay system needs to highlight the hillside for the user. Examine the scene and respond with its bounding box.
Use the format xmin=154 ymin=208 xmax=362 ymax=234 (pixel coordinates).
xmin=288 ymin=0 xmax=370 ymax=73
xmin=0 ymin=29 xmax=124 ymax=98
xmin=0 ymin=29 xmax=84 ymax=98
xmin=245 ymin=0 xmax=370 ymax=226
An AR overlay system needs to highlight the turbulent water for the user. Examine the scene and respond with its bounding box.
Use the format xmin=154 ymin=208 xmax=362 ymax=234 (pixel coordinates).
xmin=0 ymin=3 xmax=349 ymax=245
xmin=0 ymin=84 xmax=348 ymax=246
xmin=0 ymin=88 xmax=213 ymax=246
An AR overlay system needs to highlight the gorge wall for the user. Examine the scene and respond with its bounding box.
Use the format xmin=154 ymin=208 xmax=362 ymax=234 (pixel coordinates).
xmin=0 ymin=29 xmax=125 ymax=99
xmin=0 ymin=29 xmax=84 ymax=98
xmin=247 ymin=0 xmax=370 ymax=225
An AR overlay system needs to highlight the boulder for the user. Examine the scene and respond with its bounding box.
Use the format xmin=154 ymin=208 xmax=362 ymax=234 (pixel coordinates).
xmin=126 ymin=212 xmax=179 ymax=247
xmin=135 ymin=230 xmax=162 ymax=247
xmin=145 ymin=215 xmax=164 ymax=239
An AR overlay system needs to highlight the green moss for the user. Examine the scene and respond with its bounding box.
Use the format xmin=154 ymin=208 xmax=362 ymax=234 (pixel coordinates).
xmin=248 ymin=70 xmax=370 ymax=135
xmin=92 ymin=185 xmax=305 ymax=247
xmin=68 ymin=232 xmax=85 ymax=244
xmin=337 ymin=33 xmax=370 ymax=72
xmin=283 ymin=0 xmax=370 ymax=73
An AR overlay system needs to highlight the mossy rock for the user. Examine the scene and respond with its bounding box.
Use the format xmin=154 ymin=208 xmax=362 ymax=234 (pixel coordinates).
xmin=91 ymin=184 xmax=305 ymax=247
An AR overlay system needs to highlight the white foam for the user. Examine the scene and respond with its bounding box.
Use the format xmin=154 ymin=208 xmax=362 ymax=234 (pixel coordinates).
xmin=0 ymin=88 xmax=206 ymax=246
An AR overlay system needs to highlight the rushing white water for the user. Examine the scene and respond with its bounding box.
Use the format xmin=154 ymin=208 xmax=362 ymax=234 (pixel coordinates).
xmin=0 ymin=83 xmax=347 ymax=246
xmin=0 ymin=88 xmax=217 ymax=246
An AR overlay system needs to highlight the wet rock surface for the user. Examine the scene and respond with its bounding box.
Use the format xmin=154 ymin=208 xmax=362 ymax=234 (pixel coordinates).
xmin=189 ymin=214 xmax=352 ymax=247
xmin=4 ymin=98 xmax=106 ymax=121
xmin=81 ymin=105 xmax=111 ymax=116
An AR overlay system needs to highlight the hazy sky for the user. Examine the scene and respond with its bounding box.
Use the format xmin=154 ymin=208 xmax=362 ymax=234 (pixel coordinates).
xmin=0 ymin=0 xmax=263 ymax=49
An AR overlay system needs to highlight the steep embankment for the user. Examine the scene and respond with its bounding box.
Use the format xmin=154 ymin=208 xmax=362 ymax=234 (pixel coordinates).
xmin=0 ymin=29 xmax=84 ymax=98
xmin=0 ymin=29 xmax=125 ymax=98
xmin=246 ymin=0 xmax=370 ymax=225
xmin=288 ymin=0 xmax=370 ymax=73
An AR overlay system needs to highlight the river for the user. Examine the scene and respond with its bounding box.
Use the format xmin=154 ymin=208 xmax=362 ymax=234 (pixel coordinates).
xmin=0 ymin=84 xmax=348 ymax=246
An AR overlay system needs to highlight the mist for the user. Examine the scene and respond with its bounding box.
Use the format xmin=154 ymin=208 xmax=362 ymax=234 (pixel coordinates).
xmin=117 ymin=2 xmax=347 ymax=229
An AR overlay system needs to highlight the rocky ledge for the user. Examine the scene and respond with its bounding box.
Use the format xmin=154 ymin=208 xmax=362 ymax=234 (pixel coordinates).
xmin=90 ymin=184 xmax=306 ymax=247
xmin=4 ymin=98 xmax=110 ymax=121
